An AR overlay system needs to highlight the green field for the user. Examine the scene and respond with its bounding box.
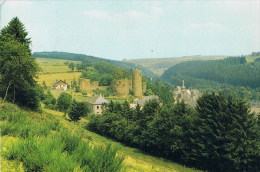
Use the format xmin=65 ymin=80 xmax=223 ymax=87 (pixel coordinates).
xmin=36 ymin=58 xmax=82 ymax=86
xmin=37 ymin=72 xmax=82 ymax=86
xmin=125 ymin=56 xmax=227 ymax=75
xmin=36 ymin=58 xmax=81 ymax=74
xmin=246 ymin=55 xmax=260 ymax=63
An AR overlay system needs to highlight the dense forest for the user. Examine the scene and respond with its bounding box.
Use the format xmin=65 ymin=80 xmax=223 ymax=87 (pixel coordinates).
xmin=161 ymin=56 xmax=260 ymax=101
xmin=88 ymin=93 xmax=260 ymax=172
xmin=33 ymin=51 xmax=157 ymax=79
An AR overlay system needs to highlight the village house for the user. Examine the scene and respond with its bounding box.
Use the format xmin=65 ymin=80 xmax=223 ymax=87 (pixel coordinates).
xmin=86 ymin=95 xmax=109 ymax=114
xmin=52 ymin=80 xmax=68 ymax=91
xmin=130 ymin=95 xmax=159 ymax=109
xmin=173 ymin=80 xmax=200 ymax=106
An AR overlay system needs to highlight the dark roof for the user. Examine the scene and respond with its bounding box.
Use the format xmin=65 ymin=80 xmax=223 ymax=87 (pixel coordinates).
xmin=136 ymin=95 xmax=159 ymax=106
xmin=86 ymin=95 xmax=109 ymax=105
xmin=51 ymin=80 xmax=67 ymax=86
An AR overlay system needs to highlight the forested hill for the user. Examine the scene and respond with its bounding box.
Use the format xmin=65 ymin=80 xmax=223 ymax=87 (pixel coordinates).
xmin=161 ymin=56 xmax=260 ymax=89
xmin=33 ymin=51 xmax=157 ymax=78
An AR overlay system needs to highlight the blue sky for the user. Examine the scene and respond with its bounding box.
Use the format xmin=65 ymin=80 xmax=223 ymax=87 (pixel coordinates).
xmin=1 ymin=0 xmax=260 ymax=60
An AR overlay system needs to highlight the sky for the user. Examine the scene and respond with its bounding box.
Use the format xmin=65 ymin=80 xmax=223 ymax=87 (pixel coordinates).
xmin=1 ymin=0 xmax=260 ymax=60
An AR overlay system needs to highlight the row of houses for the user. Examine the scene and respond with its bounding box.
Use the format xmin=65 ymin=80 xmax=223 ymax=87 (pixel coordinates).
xmin=86 ymin=95 xmax=159 ymax=114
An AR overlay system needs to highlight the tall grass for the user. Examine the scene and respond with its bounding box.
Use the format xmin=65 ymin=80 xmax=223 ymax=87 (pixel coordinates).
xmin=1 ymin=103 xmax=124 ymax=172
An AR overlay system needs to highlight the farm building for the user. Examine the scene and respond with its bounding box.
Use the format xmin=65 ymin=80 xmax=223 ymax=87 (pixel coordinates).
xmin=52 ymin=80 xmax=68 ymax=91
xmin=86 ymin=95 xmax=109 ymax=114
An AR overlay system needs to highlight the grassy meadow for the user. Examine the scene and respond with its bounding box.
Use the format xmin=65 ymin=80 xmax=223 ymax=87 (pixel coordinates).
xmin=246 ymin=55 xmax=260 ymax=63
xmin=37 ymin=72 xmax=82 ymax=86
xmin=36 ymin=58 xmax=82 ymax=86
xmin=36 ymin=58 xmax=81 ymax=74
xmin=0 ymin=103 xmax=124 ymax=172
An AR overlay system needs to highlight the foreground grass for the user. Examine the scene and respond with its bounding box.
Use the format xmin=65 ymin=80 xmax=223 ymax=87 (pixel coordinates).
xmin=44 ymin=108 xmax=200 ymax=172
xmin=0 ymin=103 xmax=123 ymax=172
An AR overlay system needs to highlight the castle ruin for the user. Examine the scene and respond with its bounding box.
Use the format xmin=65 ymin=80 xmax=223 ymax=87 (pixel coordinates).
xmin=112 ymin=78 xmax=130 ymax=97
xmin=79 ymin=78 xmax=107 ymax=93
xmin=79 ymin=69 xmax=146 ymax=98
xmin=132 ymin=69 xmax=143 ymax=97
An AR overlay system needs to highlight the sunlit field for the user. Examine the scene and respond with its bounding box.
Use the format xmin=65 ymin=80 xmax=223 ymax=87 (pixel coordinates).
xmin=36 ymin=58 xmax=81 ymax=74
xmin=37 ymin=72 xmax=82 ymax=86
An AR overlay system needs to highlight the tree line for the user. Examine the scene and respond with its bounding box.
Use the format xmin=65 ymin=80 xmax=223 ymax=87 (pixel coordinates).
xmin=87 ymin=93 xmax=259 ymax=172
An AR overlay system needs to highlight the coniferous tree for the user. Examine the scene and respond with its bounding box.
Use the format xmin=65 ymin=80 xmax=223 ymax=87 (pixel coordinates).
xmin=1 ymin=17 xmax=31 ymax=52
xmin=184 ymin=93 xmax=259 ymax=172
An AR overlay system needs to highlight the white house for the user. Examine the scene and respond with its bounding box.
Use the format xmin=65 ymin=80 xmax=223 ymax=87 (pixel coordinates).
xmin=86 ymin=95 xmax=109 ymax=114
xmin=52 ymin=80 xmax=68 ymax=91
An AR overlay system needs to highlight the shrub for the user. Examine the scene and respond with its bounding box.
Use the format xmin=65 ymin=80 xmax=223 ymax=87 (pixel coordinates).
xmin=68 ymin=101 xmax=90 ymax=122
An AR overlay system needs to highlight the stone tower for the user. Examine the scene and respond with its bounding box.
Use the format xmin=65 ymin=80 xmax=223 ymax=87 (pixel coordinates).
xmin=113 ymin=78 xmax=130 ymax=97
xmin=132 ymin=69 xmax=143 ymax=97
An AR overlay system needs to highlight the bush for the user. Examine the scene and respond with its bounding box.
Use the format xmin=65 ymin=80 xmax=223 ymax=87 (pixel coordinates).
xmin=68 ymin=101 xmax=90 ymax=122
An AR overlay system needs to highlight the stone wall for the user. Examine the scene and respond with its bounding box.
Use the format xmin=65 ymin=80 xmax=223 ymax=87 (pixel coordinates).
xmin=113 ymin=78 xmax=130 ymax=97
xmin=79 ymin=78 xmax=108 ymax=93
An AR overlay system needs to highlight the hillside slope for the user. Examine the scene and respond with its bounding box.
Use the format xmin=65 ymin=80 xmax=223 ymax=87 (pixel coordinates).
xmin=33 ymin=52 xmax=158 ymax=79
xmin=161 ymin=56 xmax=260 ymax=89
xmin=125 ymin=56 xmax=227 ymax=75
xmin=0 ymin=102 xmax=200 ymax=172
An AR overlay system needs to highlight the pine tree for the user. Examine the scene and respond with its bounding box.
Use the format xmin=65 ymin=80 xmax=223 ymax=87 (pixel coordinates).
xmin=184 ymin=93 xmax=259 ymax=172
xmin=1 ymin=17 xmax=31 ymax=52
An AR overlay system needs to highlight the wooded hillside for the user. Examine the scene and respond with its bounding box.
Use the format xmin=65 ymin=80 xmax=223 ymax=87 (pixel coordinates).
xmin=162 ymin=56 xmax=260 ymax=89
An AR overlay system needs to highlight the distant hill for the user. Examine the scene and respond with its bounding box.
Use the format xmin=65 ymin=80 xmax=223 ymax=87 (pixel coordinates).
xmin=125 ymin=56 xmax=227 ymax=75
xmin=161 ymin=56 xmax=260 ymax=89
xmin=33 ymin=52 xmax=157 ymax=79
